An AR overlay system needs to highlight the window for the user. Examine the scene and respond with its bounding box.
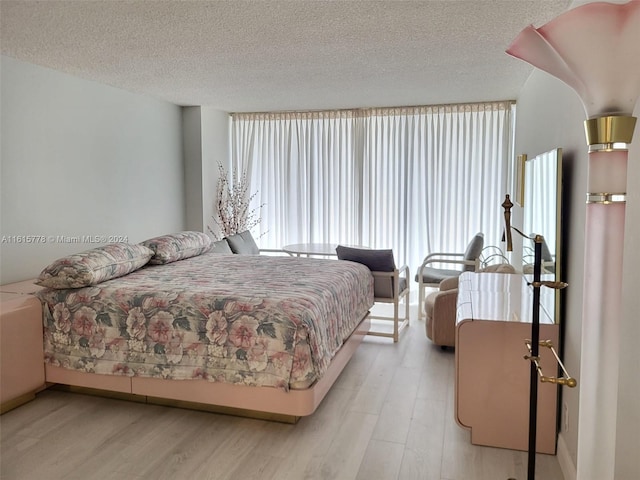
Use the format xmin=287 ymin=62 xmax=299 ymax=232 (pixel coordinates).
xmin=231 ymin=101 xmax=514 ymax=272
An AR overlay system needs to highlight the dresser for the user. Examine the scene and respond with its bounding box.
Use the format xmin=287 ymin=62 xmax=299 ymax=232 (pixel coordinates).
xmin=455 ymin=271 xmax=559 ymax=454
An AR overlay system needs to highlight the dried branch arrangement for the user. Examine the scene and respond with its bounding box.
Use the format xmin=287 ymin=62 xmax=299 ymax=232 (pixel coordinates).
xmin=209 ymin=164 xmax=263 ymax=240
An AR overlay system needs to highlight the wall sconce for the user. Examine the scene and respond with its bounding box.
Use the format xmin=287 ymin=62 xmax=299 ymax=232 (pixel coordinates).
xmin=506 ymin=2 xmax=640 ymax=480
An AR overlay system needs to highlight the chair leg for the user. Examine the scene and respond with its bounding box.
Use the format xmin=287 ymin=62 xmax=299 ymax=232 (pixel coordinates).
xmin=405 ymin=291 xmax=410 ymax=326
xmin=418 ymin=281 xmax=424 ymax=320
xmin=393 ymin=299 xmax=399 ymax=343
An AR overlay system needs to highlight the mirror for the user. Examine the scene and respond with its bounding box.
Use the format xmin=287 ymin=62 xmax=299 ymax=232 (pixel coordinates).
xmin=522 ymin=148 xmax=563 ymax=322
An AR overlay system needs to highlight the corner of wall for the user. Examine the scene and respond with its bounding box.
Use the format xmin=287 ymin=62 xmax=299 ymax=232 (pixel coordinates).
xmin=557 ymin=433 xmax=577 ymax=480
xmin=182 ymin=106 xmax=204 ymax=231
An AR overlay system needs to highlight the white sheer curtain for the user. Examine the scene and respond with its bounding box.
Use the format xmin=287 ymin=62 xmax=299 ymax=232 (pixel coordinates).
xmin=231 ymin=101 xmax=514 ymax=273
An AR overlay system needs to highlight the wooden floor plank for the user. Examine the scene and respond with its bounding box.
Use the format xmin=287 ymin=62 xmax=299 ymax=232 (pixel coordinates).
xmin=302 ymin=411 xmax=378 ymax=480
xmin=356 ymin=439 xmax=404 ymax=480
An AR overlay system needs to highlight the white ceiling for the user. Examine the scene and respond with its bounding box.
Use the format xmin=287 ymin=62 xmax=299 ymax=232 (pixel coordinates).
xmin=1 ymin=0 xmax=575 ymax=113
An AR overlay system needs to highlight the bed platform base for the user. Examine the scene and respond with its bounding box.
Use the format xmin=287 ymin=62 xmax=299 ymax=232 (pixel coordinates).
xmin=44 ymin=315 xmax=370 ymax=423
xmin=48 ymin=384 xmax=301 ymax=423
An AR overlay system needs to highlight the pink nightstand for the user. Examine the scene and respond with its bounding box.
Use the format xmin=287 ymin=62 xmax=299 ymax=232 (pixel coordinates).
xmin=0 ymin=280 xmax=45 ymax=413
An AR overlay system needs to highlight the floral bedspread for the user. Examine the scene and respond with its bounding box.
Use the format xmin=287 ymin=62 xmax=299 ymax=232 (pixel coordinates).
xmin=37 ymin=253 xmax=374 ymax=390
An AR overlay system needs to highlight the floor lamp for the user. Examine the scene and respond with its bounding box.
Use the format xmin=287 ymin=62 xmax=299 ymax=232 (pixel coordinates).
xmin=503 ymin=195 xmax=572 ymax=480
xmin=506 ymin=2 xmax=640 ymax=479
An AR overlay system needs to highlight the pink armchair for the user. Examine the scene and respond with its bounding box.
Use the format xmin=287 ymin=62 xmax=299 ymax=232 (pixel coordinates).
xmin=425 ymin=276 xmax=459 ymax=348
xmin=425 ymin=264 xmax=516 ymax=348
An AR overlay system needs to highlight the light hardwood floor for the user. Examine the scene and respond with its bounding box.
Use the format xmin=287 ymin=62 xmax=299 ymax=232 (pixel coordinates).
xmin=0 ymin=312 xmax=564 ymax=480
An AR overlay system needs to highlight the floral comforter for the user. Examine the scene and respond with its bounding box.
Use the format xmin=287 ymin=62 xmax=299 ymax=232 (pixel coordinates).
xmin=37 ymin=253 xmax=374 ymax=390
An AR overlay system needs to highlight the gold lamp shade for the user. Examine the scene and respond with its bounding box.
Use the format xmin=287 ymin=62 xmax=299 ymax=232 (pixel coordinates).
xmin=584 ymin=115 xmax=637 ymax=146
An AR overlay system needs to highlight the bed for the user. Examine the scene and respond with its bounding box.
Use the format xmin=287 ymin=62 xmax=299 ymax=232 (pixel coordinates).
xmin=35 ymin=240 xmax=374 ymax=422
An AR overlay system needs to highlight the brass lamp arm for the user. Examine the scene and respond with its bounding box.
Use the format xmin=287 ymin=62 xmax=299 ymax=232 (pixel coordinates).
xmin=524 ymin=339 xmax=577 ymax=388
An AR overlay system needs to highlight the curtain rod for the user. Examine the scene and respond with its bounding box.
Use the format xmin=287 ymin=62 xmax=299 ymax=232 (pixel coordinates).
xmin=230 ymin=99 xmax=516 ymax=117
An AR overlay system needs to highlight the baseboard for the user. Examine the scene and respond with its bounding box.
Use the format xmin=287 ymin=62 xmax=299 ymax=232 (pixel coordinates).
xmin=557 ymin=433 xmax=577 ymax=480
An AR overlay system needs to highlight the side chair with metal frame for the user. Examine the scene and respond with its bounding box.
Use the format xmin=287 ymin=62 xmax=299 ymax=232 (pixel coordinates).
xmin=415 ymin=233 xmax=484 ymax=320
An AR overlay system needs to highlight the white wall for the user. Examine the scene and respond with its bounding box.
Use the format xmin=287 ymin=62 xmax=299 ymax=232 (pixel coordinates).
xmin=515 ymin=69 xmax=640 ymax=479
xmin=0 ymin=56 xmax=185 ymax=283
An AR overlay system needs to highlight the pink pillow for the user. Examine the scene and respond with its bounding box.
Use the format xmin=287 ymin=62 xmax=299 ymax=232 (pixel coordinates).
xmin=140 ymin=231 xmax=212 ymax=264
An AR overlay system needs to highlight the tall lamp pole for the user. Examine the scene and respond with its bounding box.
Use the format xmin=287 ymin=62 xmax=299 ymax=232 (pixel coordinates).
xmin=503 ymin=195 xmax=572 ymax=480
xmin=506 ymin=3 xmax=639 ymax=478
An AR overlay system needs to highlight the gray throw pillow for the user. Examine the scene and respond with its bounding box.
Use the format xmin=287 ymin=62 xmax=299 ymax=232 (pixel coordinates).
xmin=210 ymin=239 xmax=233 ymax=254
xmin=226 ymin=231 xmax=260 ymax=255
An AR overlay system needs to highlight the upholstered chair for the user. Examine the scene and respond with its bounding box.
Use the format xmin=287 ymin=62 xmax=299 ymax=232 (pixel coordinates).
xmin=425 ymin=263 xmax=515 ymax=348
xmin=336 ymin=246 xmax=410 ymax=343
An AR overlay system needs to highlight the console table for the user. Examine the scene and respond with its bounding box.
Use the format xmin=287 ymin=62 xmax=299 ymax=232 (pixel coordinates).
xmin=455 ymin=272 xmax=559 ymax=454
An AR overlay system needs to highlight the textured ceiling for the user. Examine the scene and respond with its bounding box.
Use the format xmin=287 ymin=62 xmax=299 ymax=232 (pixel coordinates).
xmin=1 ymin=0 xmax=575 ymax=112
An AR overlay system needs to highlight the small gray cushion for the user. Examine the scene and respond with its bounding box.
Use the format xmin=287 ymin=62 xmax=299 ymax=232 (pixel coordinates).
xmin=210 ymin=239 xmax=233 ymax=254
xmin=462 ymin=233 xmax=484 ymax=271
xmin=335 ymin=246 xmax=396 ymax=272
xmin=226 ymin=231 xmax=260 ymax=255
xmin=415 ymin=267 xmax=462 ymax=284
